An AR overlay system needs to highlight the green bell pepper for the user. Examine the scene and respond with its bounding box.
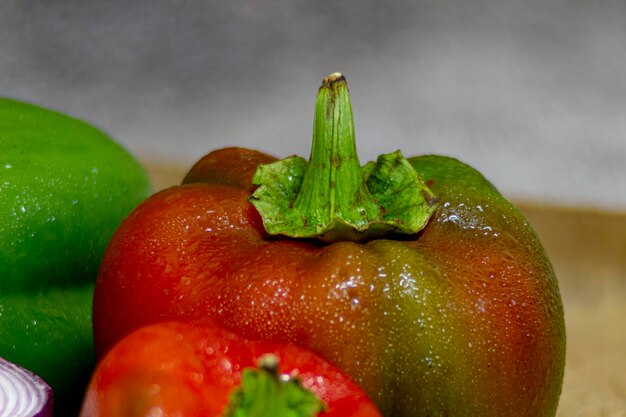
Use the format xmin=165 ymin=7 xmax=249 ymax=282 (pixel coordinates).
xmin=0 ymin=98 xmax=152 ymax=416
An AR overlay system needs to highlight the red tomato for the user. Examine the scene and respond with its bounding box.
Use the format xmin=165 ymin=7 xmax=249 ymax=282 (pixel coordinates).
xmin=80 ymin=320 xmax=381 ymax=417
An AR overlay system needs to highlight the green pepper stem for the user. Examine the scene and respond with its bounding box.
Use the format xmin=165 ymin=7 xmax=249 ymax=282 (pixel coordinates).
xmin=295 ymin=73 xmax=380 ymax=237
xmin=222 ymin=354 xmax=326 ymax=417
xmin=250 ymin=73 xmax=438 ymax=242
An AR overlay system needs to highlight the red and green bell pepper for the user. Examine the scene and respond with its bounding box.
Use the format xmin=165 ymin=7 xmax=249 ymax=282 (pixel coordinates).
xmin=92 ymin=74 xmax=565 ymax=416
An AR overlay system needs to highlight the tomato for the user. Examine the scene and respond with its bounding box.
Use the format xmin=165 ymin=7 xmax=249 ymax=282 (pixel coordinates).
xmin=80 ymin=320 xmax=381 ymax=417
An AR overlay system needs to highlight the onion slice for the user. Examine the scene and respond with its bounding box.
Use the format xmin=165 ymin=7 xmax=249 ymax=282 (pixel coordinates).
xmin=0 ymin=357 xmax=53 ymax=417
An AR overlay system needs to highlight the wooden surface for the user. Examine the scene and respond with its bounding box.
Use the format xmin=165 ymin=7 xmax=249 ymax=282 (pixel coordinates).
xmin=145 ymin=162 xmax=626 ymax=417
xmin=518 ymin=205 xmax=626 ymax=417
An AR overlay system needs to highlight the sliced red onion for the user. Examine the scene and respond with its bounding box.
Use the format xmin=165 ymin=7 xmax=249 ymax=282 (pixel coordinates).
xmin=0 ymin=357 xmax=53 ymax=417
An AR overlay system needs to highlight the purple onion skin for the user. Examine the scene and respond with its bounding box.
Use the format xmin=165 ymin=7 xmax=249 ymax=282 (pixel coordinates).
xmin=0 ymin=356 xmax=54 ymax=417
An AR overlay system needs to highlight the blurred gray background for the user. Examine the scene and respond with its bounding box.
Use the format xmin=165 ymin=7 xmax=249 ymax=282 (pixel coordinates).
xmin=2 ymin=0 xmax=625 ymax=210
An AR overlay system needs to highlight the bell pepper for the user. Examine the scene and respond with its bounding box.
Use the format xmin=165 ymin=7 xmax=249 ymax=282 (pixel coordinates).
xmin=0 ymin=98 xmax=152 ymax=416
xmin=80 ymin=320 xmax=382 ymax=417
xmin=93 ymin=74 xmax=565 ymax=417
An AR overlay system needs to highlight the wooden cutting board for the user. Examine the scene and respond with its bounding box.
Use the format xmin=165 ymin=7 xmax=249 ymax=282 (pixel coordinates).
xmin=145 ymin=161 xmax=626 ymax=417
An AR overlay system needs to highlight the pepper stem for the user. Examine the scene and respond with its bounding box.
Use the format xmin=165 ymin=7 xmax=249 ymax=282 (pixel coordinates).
xmin=250 ymin=73 xmax=438 ymax=242
xmin=222 ymin=354 xmax=326 ymax=417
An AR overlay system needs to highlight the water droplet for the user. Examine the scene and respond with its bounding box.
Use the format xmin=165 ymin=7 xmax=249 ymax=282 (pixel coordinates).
xmin=147 ymin=407 xmax=164 ymax=417
xmin=190 ymin=372 xmax=204 ymax=382
xmin=221 ymin=358 xmax=232 ymax=371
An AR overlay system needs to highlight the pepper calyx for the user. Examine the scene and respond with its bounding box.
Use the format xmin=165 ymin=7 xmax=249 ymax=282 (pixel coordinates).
xmin=223 ymin=354 xmax=326 ymax=417
xmin=250 ymin=73 xmax=438 ymax=242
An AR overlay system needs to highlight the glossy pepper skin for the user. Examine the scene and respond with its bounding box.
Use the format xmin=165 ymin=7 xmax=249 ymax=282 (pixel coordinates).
xmin=93 ymin=76 xmax=565 ymax=417
xmin=81 ymin=320 xmax=382 ymax=417
xmin=0 ymin=98 xmax=152 ymax=416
